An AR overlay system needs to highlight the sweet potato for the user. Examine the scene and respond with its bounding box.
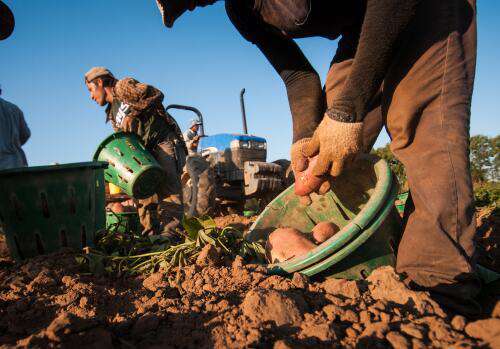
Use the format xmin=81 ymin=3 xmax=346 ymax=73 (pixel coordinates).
xmin=110 ymin=202 xmax=126 ymax=213
xmin=311 ymin=222 xmax=339 ymax=244
xmin=265 ymin=228 xmax=316 ymax=263
xmin=294 ymin=155 xmax=325 ymax=196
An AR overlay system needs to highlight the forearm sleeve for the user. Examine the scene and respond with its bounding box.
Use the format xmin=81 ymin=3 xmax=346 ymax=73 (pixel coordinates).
xmin=226 ymin=1 xmax=324 ymax=142
xmin=331 ymin=0 xmax=420 ymax=122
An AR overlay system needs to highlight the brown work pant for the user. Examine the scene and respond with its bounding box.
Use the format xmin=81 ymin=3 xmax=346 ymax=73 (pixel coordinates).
xmin=137 ymin=141 xmax=184 ymax=236
xmin=325 ymin=0 xmax=480 ymax=313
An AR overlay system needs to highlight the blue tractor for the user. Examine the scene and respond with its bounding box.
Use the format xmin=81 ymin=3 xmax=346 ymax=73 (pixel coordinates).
xmin=166 ymin=89 xmax=292 ymax=217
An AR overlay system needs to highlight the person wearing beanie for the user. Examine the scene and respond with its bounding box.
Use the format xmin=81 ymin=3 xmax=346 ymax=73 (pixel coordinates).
xmin=85 ymin=67 xmax=187 ymax=239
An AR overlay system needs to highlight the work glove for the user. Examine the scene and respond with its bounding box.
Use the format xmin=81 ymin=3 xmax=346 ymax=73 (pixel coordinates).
xmin=303 ymin=113 xmax=364 ymax=178
xmin=291 ymin=138 xmax=311 ymax=175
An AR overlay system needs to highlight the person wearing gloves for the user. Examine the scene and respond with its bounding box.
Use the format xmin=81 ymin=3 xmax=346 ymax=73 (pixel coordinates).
xmin=155 ymin=0 xmax=479 ymax=314
xmin=183 ymin=119 xmax=202 ymax=155
xmin=85 ymin=67 xmax=187 ymax=239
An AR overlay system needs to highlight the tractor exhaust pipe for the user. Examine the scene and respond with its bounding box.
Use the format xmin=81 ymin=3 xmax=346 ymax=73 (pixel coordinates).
xmin=240 ymin=88 xmax=248 ymax=135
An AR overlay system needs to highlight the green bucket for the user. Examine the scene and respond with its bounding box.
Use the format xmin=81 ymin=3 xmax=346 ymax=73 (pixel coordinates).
xmin=93 ymin=132 xmax=164 ymax=199
xmin=395 ymin=191 xmax=409 ymax=215
xmin=246 ymin=155 xmax=401 ymax=280
xmin=0 ymin=162 xmax=107 ymax=261
xmin=106 ymin=211 xmax=141 ymax=234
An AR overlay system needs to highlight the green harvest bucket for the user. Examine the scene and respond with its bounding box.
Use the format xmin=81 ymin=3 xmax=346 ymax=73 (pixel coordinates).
xmin=246 ymin=154 xmax=401 ymax=280
xmin=106 ymin=211 xmax=141 ymax=234
xmin=0 ymin=161 xmax=107 ymax=261
xmin=93 ymin=132 xmax=163 ymax=199
xmin=395 ymin=191 xmax=409 ymax=215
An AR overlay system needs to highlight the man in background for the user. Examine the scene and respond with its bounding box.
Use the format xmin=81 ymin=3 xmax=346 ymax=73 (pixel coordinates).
xmin=0 ymin=86 xmax=31 ymax=170
xmin=183 ymin=119 xmax=202 ymax=155
xmin=85 ymin=67 xmax=186 ymax=239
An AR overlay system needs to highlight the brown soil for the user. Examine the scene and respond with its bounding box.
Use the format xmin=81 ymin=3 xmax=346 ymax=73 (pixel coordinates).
xmin=475 ymin=206 xmax=500 ymax=273
xmin=0 ymin=209 xmax=498 ymax=348
xmin=213 ymin=214 xmax=256 ymax=232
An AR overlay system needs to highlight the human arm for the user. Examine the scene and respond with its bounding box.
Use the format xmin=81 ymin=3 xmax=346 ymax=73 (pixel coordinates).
xmin=225 ymin=1 xmax=324 ymax=143
xmin=226 ymin=1 xmax=328 ymax=184
xmin=329 ymin=0 xmax=421 ymax=122
xmin=305 ymin=0 xmax=420 ymax=178
xmin=17 ymin=107 xmax=31 ymax=145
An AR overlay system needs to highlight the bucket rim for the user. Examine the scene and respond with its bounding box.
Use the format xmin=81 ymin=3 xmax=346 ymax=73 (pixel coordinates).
xmin=0 ymin=161 xmax=108 ymax=176
xmin=93 ymin=131 xmax=140 ymax=161
xmin=106 ymin=211 xmax=139 ymax=217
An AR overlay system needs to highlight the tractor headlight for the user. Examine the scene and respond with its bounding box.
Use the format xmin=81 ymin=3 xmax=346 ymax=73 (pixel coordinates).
xmin=254 ymin=142 xmax=266 ymax=150
xmin=240 ymin=140 xmax=251 ymax=149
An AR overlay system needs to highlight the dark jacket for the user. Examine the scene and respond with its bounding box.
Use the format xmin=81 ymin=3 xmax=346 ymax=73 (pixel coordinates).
xmin=106 ymin=78 xmax=187 ymax=152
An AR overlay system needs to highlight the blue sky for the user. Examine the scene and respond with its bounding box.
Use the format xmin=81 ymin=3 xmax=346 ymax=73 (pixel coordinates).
xmin=1 ymin=0 xmax=498 ymax=166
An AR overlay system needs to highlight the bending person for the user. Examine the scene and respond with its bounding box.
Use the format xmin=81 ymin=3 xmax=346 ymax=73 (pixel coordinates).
xmin=155 ymin=0 xmax=480 ymax=315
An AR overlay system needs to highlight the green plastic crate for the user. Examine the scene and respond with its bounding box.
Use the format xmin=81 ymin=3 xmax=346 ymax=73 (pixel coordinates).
xmin=106 ymin=211 xmax=141 ymax=234
xmin=0 ymin=162 xmax=107 ymax=260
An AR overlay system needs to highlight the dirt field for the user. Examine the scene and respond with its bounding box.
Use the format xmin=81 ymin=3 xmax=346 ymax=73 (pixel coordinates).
xmin=0 ymin=210 xmax=498 ymax=348
xmin=476 ymin=206 xmax=500 ymax=273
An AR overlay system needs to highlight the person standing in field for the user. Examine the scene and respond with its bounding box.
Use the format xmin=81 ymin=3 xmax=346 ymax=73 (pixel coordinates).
xmin=183 ymin=119 xmax=202 ymax=156
xmin=0 ymin=86 xmax=31 ymax=170
xmin=85 ymin=67 xmax=187 ymax=239
xmin=155 ymin=0 xmax=480 ymax=315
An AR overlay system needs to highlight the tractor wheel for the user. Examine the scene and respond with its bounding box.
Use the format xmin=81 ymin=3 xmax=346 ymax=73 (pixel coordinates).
xmin=272 ymin=159 xmax=295 ymax=189
xmin=182 ymin=155 xmax=216 ymax=218
xmin=251 ymin=159 xmax=295 ymax=213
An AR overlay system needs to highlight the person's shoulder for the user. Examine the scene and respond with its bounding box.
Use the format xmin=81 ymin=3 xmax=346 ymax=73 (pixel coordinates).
xmin=115 ymin=77 xmax=155 ymax=93
xmin=0 ymin=97 xmax=22 ymax=114
xmin=117 ymin=77 xmax=139 ymax=85
xmin=114 ymin=77 xmax=146 ymax=102
xmin=0 ymin=96 xmax=13 ymax=107
xmin=115 ymin=77 xmax=140 ymax=90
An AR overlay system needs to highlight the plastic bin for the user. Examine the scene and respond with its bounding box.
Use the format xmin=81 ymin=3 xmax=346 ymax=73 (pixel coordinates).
xmin=106 ymin=211 xmax=141 ymax=234
xmin=0 ymin=162 xmax=107 ymax=260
